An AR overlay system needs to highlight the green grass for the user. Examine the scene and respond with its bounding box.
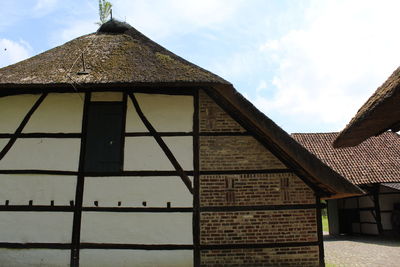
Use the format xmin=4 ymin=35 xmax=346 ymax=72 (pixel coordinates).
xmin=325 ymin=263 xmax=337 ymax=267
xmin=322 ymin=215 xmax=329 ymax=232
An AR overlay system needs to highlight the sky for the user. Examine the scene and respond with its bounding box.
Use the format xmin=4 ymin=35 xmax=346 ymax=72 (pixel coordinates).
xmin=0 ymin=0 xmax=399 ymax=133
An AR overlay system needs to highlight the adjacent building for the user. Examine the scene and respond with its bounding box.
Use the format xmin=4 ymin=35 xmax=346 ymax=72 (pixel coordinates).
xmin=293 ymin=132 xmax=400 ymax=236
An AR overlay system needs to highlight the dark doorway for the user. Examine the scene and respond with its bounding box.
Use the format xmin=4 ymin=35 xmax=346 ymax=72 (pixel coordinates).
xmin=84 ymin=102 xmax=124 ymax=172
xmin=339 ymin=209 xmax=359 ymax=234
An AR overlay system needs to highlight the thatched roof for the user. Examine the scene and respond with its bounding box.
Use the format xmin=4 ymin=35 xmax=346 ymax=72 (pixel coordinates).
xmin=0 ymin=19 xmax=228 ymax=90
xmin=0 ymin=20 xmax=362 ymax=198
xmin=334 ymin=66 xmax=400 ymax=148
xmin=293 ymin=132 xmax=400 ymax=185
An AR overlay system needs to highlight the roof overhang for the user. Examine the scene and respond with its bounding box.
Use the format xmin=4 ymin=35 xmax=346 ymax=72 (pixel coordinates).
xmin=334 ymin=66 xmax=400 ymax=148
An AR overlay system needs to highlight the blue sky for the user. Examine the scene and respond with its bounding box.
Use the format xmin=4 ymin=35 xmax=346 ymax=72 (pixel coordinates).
xmin=1 ymin=0 xmax=399 ymax=133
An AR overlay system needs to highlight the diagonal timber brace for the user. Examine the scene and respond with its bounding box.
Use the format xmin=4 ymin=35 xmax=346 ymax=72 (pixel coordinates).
xmin=0 ymin=93 xmax=47 ymax=161
xmin=128 ymin=93 xmax=194 ymax=194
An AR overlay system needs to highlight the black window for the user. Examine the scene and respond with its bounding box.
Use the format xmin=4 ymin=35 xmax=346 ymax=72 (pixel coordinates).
xmin=84 ymin=102 xmax=124 ymax=172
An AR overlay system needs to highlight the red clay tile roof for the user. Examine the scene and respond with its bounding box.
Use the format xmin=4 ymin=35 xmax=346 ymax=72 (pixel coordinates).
xmin=292 ymin=132 xmax=400 ymax=185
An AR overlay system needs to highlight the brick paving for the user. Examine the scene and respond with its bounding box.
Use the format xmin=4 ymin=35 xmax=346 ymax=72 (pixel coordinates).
xmin=323 ymin=232 xmax=400 ymax=267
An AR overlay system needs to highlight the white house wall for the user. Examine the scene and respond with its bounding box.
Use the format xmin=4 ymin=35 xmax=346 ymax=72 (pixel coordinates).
xmin=124 ymin=137 xmax=173 ymax=170
xmin=0 ymin=249 xmax=70 ymax=267
xmin=23 ymin=93 xmax=83 ymax=133
xmin=80 ymin=212 xmax=193 ymax=244
xmin=361 ymin=223 xmax=379 ymax=235
xmin=0 ymin=138 xmax=80 ymax=171
xmin=134 ymin=93 xmax=193 ymax=132
xmin=0 ymin=94 xmax=39 ymax=133
xmin=125 ymin=98 xmax=148 ymax=132
xmin=0 ymin=212 xmax=72 ymax=243
xmin=0 ymin=91 xmax=195 ymax=266
xmin=80 ymin=250 xmax=193 ymax=267
xmin=0 ymin=175 xmax=76 ymax=205
xmin=83 ymin=176 xmax=193 ymax=207
xmin=124 ymin=136 xmax=193 ymax=171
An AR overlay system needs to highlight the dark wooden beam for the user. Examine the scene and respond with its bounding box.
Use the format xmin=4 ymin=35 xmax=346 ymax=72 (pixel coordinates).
xmin=80 ymin=243 xmax=193 ymax=250
xmin=373 ymin=184 xmax=383 ymax=234
xmin=200 ymin=241 xmax=319 ymax=250
xmin=0 ymin=133 xmax=81 ymax=138
xmin=0 ymin=243 xmax=71 ymax=249
xmin=70 ymin=92 xmax=91 ymax=267
xmin=316 ymin=197 xmax=325 ymax=267
xmin=82 ymin=207 xmax=192 ymax=212
xmin=193 ymin=89 xmax=200 ymax=267
xmin=200 ymin=204 xmax=318 ymax=212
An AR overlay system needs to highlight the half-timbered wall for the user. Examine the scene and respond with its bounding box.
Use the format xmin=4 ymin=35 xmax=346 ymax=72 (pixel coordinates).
xmin=197 ymin=90 xmax=321 ymax=267
xmin=0 ymin=91 xmax=194 ymax=267
xmin=329 ymin=184 xmax=400 ymax=235
xmin=0 ymin=89 xmax=323 ymax=266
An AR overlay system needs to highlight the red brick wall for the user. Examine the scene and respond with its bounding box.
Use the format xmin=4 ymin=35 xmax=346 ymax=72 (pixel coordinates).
xmin=200 ymin=246 xmax=319 ymax=267
xmin=200 ymin=209 xmax=317 ymax=244
xmin=200 ymin=173 xmax=315 ymax=207
xmin=200 ymin=136 xmax=285 ymax=171
xmin=199 ymin=90 xmax=245 ymax=132
xmin=198 ymin=90 xmax=320 ymax=266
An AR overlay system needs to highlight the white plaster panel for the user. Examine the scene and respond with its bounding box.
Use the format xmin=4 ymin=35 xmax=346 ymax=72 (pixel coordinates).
xmin=81 ymin=212 xmax=193 ymax=244
xmin=163 ymin=136 xmax=193 ymax=170
xmin=0 ymin=138 xmax=80 ymax=171
xmin=358 ymin=196 xmax=374 ymax=208
xmin=0 ymin=249 xmax=70 ymax=267
xmin=360 ymin=210 xmax=375 ymax=223
xmin=0 ymin=175 xmax=76 ymax=206
xmin=379 ymin=194 xmax=400 ymax=210
xmin=380 ymin=184 xmax=399 ymax=193
xmin=91 ymin=92 xmax=123 ymax=102
xmin=83 ymin=176 xmax=193 ymax=207
xmin=124 ymin=137 xmax=173 ymax=170
xmin=125 ymin=98 xmax=149 ymax=132
xmin=0 ymin=139 xmax=9 ymax=153
xmin=135 ymin=93 xmax=193 ymax=132
xmin=0 ymin=94 xmax=39 ymax=133
xmin=361 ymin=223 xmax=379 ymax=235
xmin=343 ymin=198 xmax=357 ymax=209
xmin=0 ymin=212 xmax=72 ymax=243
xmin=23 ymin=93 xmax=84 ymax=133
xmin=381 ymin=212 xmax=393 ymax=230
xmin=80 ymin=249 xmax=193 ymax=267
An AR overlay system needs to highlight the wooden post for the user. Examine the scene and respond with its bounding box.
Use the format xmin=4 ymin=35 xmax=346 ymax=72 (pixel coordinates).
xmin=373 ymin=184 xmax=383 ymax=234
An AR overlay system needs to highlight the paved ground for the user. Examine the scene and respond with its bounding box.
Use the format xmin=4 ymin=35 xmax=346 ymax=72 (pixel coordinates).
xmin=323 ymin=232 xmax=400 ymax=267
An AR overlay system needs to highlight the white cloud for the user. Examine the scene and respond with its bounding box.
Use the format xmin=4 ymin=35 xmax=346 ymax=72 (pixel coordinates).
xmin=0 ymin=39 xmax=32 ymax=68
xmin=255 ymin=0 xmax=400 ymax=131
xmin=112 ymin=0 xmax=245 ymax=39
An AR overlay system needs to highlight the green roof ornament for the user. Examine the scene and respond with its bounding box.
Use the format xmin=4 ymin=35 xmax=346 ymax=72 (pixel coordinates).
xmin=97 ymin=0 xmax=113 ymax=26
